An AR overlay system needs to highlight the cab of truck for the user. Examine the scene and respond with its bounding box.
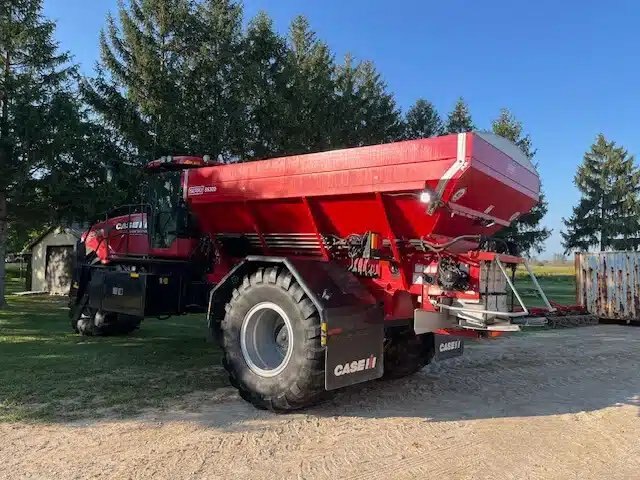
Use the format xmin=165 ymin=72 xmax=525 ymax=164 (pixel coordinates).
xmin=83 ymin=156 xmax=212 ymax=264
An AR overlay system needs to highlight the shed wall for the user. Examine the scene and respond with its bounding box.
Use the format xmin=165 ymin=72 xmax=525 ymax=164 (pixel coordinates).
xmin=31 ymin=230 xmax=77 ymax=293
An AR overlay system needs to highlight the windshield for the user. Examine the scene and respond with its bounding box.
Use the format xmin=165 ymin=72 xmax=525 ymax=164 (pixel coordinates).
xmin=149 ymin=171 xmax=187 ymax=248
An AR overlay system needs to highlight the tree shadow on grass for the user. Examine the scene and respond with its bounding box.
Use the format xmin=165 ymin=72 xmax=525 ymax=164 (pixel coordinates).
xmin=0 ymin=296 xmax=226 ymax=423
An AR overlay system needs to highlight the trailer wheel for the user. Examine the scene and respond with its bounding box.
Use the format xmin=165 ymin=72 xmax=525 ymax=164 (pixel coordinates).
xmin=221 ymin=267 xmax=325 ymax=412
xmin=382 ymin=331 xmax=434 ymax=379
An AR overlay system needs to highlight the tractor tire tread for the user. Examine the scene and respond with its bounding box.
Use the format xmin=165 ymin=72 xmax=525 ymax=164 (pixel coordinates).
xmin=221 ymin=267 xmax=326 ymax=412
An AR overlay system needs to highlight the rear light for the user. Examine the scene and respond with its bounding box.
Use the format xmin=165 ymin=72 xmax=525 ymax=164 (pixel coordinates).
xmin=419 ymin=190 xmax=435 ymax=204
xmin=419 ymin=188 xmax=438 ymax=205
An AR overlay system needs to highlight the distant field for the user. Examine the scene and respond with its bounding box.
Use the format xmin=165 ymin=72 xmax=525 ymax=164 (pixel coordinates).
xmin=515 ymin=263 xmax=576 ymax=307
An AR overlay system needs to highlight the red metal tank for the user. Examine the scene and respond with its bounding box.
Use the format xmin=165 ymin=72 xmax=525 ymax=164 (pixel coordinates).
xmin=185 ymin=132 xmax=539 ymax=255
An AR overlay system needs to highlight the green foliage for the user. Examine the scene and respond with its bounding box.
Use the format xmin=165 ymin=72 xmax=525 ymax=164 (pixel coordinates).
xmin=281 ymin=15 xmax=336 ymax=154
xmin=491 ymin=108 xmax=551 ymax=255
xmin=88 ymin=6 xmax=402 ymax=161
xmin=562 ymin=134 xmax=640 ymax=252
xmin=0 ymin=0 xmax=122 ymax=301
xmin=2 ymin=1 xmax=556 ymax=271
xmin=333 ymin=55 xmax=403 ymax=148
xmin=445 ymin=97 xmax=474 ymax=134
xmin=85 ymin=0 xmax=207 ymax=159
xmin=241 ymin=11 xmax=291 ymax=159
xmin=403 ymin=98 xmax=443 ymax=139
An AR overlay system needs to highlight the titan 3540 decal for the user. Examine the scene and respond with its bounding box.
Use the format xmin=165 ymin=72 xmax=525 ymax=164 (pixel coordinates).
xmin=334 ymin=355 xmax=377 ymax=376
xmin=188 ymin=185 xmax=217 ymax=196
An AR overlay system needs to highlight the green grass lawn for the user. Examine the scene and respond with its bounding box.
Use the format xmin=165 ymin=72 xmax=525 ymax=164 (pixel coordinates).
xmin=0 ymin=274 xmax=224 ymax=423
xmin=515 ymin=263 xmax=576 ymax=307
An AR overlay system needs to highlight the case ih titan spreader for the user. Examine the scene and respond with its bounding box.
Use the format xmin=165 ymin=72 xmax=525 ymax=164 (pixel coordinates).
xmin=70 ymin=132 xmax=591 ymax=411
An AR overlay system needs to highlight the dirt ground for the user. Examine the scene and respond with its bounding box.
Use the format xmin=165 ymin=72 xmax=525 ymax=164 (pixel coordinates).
xmin=1 ymin=325 xmax=639 ymax=480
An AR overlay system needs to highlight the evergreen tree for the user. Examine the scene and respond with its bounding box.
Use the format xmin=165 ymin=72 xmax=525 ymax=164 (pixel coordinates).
xmin=88 ymin=6 xmax=402 ymax=161
xmin=403 ymin=99 xmax=443 ymax=139
xmin=187 ymin=0 xmax=245 ymax=160
xmin=85 ymin=0 xmax=245 ymax=161
xmin=241 ymin=11 xmax=290 ymax=159
xmin=562 ymin=134 xmax=640 ymax=252
xmin=283 ymin=15 xmax=336 ymax=154
xmin=333 ymin=53 xmax=361 ymax=148
xmin=0 ymin=0 xmax=79 ymax=304
xmin=351 ymin=61 xmax=403 ymax=145
xmin=445 ymin=97 xmax=474 ymax=134
xmin=491 ymin=108 xmax=550 ymax=255
xmin=333 ymin=55 xmax=402 ymax=148
xmin=85 ymin=0 xmax=194 ymax=160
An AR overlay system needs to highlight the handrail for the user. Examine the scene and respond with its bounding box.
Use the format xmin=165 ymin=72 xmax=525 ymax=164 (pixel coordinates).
xmin=435 ymin=256 xmax=559 ymax=324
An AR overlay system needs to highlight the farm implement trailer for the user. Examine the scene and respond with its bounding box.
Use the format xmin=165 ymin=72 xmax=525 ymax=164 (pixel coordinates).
xmin=69 ymin=132 xmax=593 ymax=411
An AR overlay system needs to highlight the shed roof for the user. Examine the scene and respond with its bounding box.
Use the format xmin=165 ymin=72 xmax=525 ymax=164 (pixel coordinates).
xmin=23 ymin=225 xmax=83 ymax=253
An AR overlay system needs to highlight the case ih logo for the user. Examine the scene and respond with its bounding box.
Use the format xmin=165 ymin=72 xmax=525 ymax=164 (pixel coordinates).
xmin=333 ymin=355 xmax=377 ymax=376
xmin=115 ymin=220 xmax=147 ymax=231
xmin=439 ymin=339 xmax=462 ymax=353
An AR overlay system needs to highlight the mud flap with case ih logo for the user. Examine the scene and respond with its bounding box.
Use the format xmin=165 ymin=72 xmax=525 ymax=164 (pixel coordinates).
xmin=279 ymin=259 xmax=385 ymax=391
xmin=433 ymin=335 xmax=464 ymax=361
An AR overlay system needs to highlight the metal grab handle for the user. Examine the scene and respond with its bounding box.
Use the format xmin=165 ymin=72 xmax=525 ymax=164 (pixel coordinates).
xmin=522 ymin=260 xmax=556 ymax=312
xmin=436 ymin=303 xmax=529 ymax=318
xmin=435 ymin=257 xmax=556 ymax=324
xmin=494 ymin=257 xmax=529 ymax=315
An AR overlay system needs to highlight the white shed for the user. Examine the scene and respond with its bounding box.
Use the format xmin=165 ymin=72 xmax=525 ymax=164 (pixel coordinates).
xmin=26 ymin=226 xmax=81 ymax=295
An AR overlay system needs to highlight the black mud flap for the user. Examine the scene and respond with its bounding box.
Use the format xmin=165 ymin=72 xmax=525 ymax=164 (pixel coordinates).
xmin=282 ymin=260 xmax=384 ymax=391
xmin=324 ymin=304 xmax=384 ymax=390
xmin=433 ymin=334 xmax=464 ymax=361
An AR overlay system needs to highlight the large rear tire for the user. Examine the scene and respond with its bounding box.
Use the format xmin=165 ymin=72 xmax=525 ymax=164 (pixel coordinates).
xmin=382 ymin=330 xmax=434 ymax=379
xmin=220 ymin=267 xmax=326 ymax=412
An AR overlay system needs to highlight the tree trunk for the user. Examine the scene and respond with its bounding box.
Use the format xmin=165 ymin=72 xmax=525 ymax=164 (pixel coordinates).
xmin=0 ymin=192 xmax=7 ymax=307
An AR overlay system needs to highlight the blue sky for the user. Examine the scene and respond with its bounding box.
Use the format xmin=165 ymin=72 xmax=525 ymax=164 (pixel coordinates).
xmin=43 ymin=0 xmax=640 ymax=257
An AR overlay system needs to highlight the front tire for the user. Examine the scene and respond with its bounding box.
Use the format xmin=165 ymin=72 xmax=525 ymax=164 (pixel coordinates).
xmin=72 ymin=307 xmax=142 ymax=336
xmin=220 ymin=267 xmax=325 ymax=412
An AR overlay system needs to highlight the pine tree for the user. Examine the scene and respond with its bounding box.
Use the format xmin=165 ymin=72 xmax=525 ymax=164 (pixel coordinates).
xmin=403 ymin=99 xmax=444 ymax=139
xmin=283 ymin=16 xmax=336 ymax=154
xmin=85 ymin=0 xmax=245 ymax=162
xmin=352 ymin=61 xmax=403 ymax=145
xmin=241 ymin=11 xmax=290 ymax=159
xmin=188 ymin=0 xmax=245 ymax=160
xmin=333 ymin=56 xmax=402 ymax=148
xmin=0 ymin=0 xmax=77 ymax=304
xmin=445 ymin=97 xmax=474 ymax=134
xmin=85 ymin=0 xmax=195 ymax=160
xmin=491 ymin=109 xmax=550 ymax=255
xmin=333 ymin=53 xmax=361 ymax=148
xmin=562 ymin=135 xmax=640 ymax=252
